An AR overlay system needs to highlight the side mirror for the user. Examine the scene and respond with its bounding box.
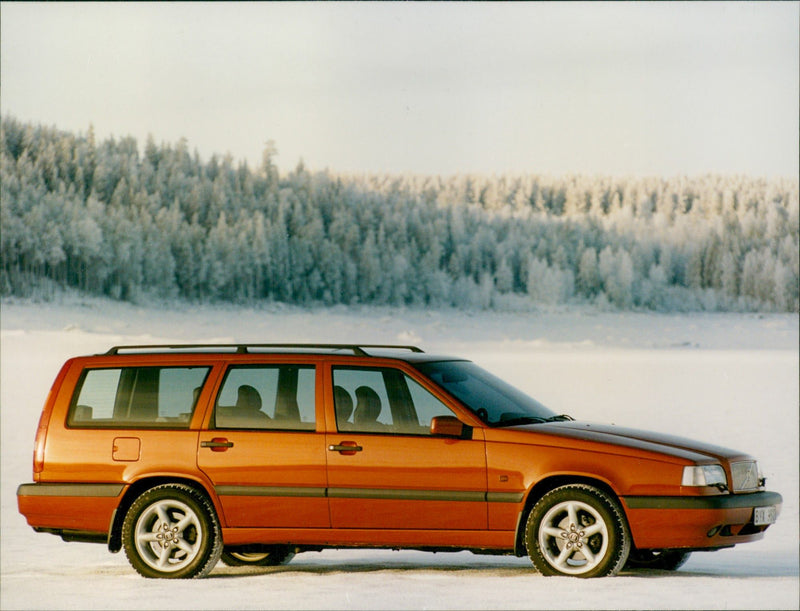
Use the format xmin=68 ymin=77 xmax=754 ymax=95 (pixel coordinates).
xmin=430 ymin=415 xmax=466 ymax=438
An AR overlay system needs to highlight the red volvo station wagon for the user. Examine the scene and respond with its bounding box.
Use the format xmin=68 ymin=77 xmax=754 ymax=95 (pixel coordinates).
xmin=18 ymin=344 xmax=781 ymax=578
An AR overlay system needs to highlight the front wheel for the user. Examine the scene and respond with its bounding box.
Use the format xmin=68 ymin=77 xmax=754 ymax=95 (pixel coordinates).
xmin=221 ymin=545 xmax=295 ymax=567
xmin=525 ymin=484 xmax=630 ymax=577
xmin=122 ymin=484 xmax=222 ymax=579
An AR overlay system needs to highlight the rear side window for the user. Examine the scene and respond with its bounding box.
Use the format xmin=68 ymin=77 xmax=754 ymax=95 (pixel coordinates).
xmin=67 ymin=366 xmax=210 ymax=428
xmin=214 ymin=365 xmax=316 ymax=431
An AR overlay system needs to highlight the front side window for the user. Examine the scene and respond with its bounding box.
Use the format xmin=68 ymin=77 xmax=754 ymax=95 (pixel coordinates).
xmin=214 ymin=365 xmax=316 ymax=430
xmin=332 ymin=367 xmax=455 ymax=435
xmin=68 ymin=366 xmax=210 ymax=428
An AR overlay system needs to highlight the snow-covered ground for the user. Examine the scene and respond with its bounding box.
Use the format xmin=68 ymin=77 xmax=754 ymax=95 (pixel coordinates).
xmin=1 ymin=298 xmax=798 ymax=610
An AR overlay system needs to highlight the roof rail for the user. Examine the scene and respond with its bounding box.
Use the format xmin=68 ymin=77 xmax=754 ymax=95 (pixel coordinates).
xmin=103 ymin=344 xmax=424 ymax=356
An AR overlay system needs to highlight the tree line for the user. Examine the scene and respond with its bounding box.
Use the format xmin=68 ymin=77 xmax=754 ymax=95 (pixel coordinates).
xmin=1 ymin=116 xmax=798 ymax=311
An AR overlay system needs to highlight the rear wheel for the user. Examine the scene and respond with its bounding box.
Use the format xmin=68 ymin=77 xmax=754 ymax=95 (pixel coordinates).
xmin=525 ymin=484 xmax=630 ymax=578
xmin=122 ymin=484 xmax=222 ymax=579
xmin=625 ymin=549 xmax=691 ymax=571
xmin=221 ymin=545 xmax=295 ymax=567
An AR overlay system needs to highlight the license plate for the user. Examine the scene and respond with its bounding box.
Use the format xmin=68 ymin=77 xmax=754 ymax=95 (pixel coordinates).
xmin=754 ymin=506 xmax=777 ymax=526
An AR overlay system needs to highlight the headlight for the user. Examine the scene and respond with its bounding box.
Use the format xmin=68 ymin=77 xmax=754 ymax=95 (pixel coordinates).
xmin=731 ymin=460 xmax=761 ymax=491
xmin=682 ymin=464 xmax=728 ymax=488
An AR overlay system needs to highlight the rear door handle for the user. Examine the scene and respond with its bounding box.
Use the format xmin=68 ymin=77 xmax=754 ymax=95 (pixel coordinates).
xmin=201 ymin=438 xmax=234 ymax=452
xmin=328 ymin=442 xmax=363 ymax=455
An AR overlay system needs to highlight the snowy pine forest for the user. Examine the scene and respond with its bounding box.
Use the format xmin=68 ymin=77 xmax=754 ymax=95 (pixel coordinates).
xmin=1 ymin=116 xmax=798 ymax=311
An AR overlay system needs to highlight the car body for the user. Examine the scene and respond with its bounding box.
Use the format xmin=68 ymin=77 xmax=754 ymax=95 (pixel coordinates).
xmin=18 ymin=343 xmax=782 ymax=578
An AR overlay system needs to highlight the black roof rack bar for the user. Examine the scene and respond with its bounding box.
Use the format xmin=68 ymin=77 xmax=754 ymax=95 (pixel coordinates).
xmin=104 ymin=344 xmax=424 ymax=356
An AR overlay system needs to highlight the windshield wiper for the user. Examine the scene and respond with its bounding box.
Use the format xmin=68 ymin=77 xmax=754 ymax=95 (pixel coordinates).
xmin=493 ymin=415 xmax=548 ymax=427
xmin=545 ymin=414 xmax=574 ymax=422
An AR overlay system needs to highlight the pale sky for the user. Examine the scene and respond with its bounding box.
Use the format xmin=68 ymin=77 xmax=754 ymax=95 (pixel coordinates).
xmin=1 ymin=2 xmax=798 ymax=177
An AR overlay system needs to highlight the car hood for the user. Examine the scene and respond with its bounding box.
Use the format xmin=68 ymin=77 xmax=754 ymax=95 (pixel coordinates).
xmin=505 ymin=421 xmax=753 ymax=464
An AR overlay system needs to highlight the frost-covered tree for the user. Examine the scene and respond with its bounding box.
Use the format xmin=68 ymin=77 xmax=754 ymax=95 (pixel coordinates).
xmin=1 ymin=115 xmax=797 ymax=312
xmin=577 ymin=247 xmax=600 ymax=297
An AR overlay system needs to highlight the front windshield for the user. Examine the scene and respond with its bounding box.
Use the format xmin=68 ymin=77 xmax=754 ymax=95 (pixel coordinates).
xmin=415 ymin=360 xmax=558 ymax=426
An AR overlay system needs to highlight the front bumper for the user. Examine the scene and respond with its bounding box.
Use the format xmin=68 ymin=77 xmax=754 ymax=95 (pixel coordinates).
xmin=621 ymin=490 xmax=782 ymax=550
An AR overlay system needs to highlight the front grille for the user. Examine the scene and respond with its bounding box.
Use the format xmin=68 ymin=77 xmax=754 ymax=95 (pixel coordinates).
xmin=731 ymin=461 xmax=760 ymax=492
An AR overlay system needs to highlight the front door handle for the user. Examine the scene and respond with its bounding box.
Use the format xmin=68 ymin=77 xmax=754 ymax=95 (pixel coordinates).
xmin=201 ymin=438 xmax=234 ymax=452
xmin=328 ymin=441 xmax=363 ymax=455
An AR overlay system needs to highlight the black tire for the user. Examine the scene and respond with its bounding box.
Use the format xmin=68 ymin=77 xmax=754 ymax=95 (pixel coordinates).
xmin=625 ymin=548 xmax=691 ymax=571
xmin=121 ymin=484 xmax=222 ymax=579
xmin=525 ymin=484 xmax=630 ymax=578
xmin=221 ymin=545 xmax=295 ymax=567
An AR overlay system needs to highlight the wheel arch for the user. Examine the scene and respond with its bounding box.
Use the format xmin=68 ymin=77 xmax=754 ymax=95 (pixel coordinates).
xmin=513 ymin=474 xmax=627 ymax=556
xmin=107 ymin=475 xmax=219 ymax=553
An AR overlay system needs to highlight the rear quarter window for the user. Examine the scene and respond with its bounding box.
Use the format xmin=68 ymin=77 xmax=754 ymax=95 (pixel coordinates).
xmin=67 ymin=366 xmax=210 ymax=428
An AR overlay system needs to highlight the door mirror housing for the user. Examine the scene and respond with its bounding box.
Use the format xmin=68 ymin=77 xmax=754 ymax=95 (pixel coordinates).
xmin=430 ymin=415 xmax=468 ymax=438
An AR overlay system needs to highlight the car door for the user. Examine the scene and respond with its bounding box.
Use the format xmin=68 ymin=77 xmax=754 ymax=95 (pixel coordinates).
xmin=326 ymin=364 xmax=488 ymax=531
xmin=197 ymin=362 xmax=330 ymax=528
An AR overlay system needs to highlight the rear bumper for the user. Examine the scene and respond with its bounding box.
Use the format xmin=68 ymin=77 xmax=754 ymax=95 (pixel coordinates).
xmin=17 ymin=482 xmax=124 ymax=535
xmin=621 ymin=490 xmax=782 ymax=550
